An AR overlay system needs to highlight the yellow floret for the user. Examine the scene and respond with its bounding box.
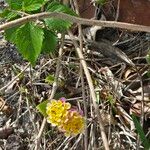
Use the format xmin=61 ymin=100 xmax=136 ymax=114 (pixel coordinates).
xmin=46 ymin=100 xmax=71 ymax=126
xmin=60 ymin=110 xmax=85 ymax=136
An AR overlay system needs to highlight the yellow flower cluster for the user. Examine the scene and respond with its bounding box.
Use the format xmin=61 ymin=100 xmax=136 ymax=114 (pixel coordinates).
xmin=46 ymin=99 xmax=71 ymax=126
xmin=46 ymin=99 xmax=85 ymax=136
xmin=60 ymin=110 xmax=85 ymax=136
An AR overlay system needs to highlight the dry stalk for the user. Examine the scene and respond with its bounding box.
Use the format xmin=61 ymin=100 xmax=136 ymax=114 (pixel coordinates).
xmin=68 ymin=30 xmax=110 ymax=150
xmin=73 ymin=0 xmax=88 ymax=149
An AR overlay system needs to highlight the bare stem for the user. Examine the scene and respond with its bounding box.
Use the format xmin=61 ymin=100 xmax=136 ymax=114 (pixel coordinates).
xmin=68 ymin=30 xmax=110 ymax=150
xmin=0 ymin=12 xmax=150 ymax=32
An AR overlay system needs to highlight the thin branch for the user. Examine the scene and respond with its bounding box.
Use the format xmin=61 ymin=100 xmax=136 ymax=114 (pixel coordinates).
xmin=73 ymin=0 xmax=88 ymax=149
xmin=115 ymin=0 xmax=120 ymax=21
xmin=0 ymin=12 xmax=150 ymax=32
xmin=68 ymin=30 xmax=110 ymax=150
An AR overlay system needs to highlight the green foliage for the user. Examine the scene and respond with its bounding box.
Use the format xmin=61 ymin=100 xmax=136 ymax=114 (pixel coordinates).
xmin=6 ymin=0 xmax=23 ymax=10
xmin=45 ymin=1 xmax=77 ymax=31
xmin=6 ymin=0 xmax=45 ymax=11
xmin=22 ymin=0 xmax=45 ymax=11
xmin=16 ymin=23 xmax=44 ymax=65
xmin=0 ymin=9 xmax=18 ymax=20
xmin=5 ymin=22 xmax=44 ymax=65
xmin=1 ymin=0 xmax=45 ymax=20
xmin=132 ymin=115 xmax=150 ymax=150
xmin=45 ymin=18 xmax=71 ymax=32
xmin=46 ymin=1 xmax=76 ymax=15
xmin=42 ymin=30 xmax=58 ymax=53
xmin=36 ymin=100 xmax=49 ymax=117
xmin=1 ymin=0 xmax=76 ymax=65
xmin=5 ymin=26 xmax=19 ymax=43
xmin=45 ymin=74 xmax=55 ymax=85
xmin=107 ymin=94 xmax=115 ymax=106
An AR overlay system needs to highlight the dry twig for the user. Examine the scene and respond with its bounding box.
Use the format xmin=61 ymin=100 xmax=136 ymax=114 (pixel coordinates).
xmin=0 ymin=12 xmax=150 ymax=32
xmin=68 ymin=30 xmax=110 ymax=150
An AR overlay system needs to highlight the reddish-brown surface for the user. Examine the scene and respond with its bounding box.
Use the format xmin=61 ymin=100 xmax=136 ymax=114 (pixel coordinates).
xmin=103 ymin=0 xmax=150 ymax=26
xmin=118 ymin=0 xmax=150 ymax=26
xmin=77 ymin=0 xmax=150 ymax=26
xmin=77 ymin=0 xmax=96 ymax=19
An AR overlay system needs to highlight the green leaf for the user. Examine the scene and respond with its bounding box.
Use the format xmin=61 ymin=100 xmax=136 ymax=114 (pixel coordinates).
xmin=6 ymin=0 xmax=22 ymax=10
xmin=0 ymin=9 xmax=19 ymax=20
xmin=132 ymin=115 xmax=150 ymax=150
xmin=45 ymin=19 xmax=71 ymax=32
xmin=45 ymin=1 xmax=77 ymax=31
xmin=45 ymin=74 xmax=55 ymax=85
xmin=6 ymin=0 xmax=44 ymax=11
xmin=108 ymin=94 xmax=115 ymax=106
xmin=42 ymin=29 xmax=58 ymax=53
xmin=6 ymin=12 xmax=19 ymax=21
xmin=6 ymin=23 xmax=44 ymax=65
xmin=46 ymin=1 xmax=76 ymax=16
xmin=36 ymin=100 xmax=49 ymax=117
xmin=6 ymin=12 xmax=19 ymax=20
xmin=5 ymin=26 xmax=19 ymax=43
xmin=23 ymin=0 xmax=44 ymax=11
xmin=16 ymin=22 xmax=44 ymax=64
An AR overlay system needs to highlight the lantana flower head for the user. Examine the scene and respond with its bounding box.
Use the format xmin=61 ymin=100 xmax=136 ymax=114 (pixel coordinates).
xmin=46 ymin=98 xmax=85 ymax=136
xmin=59 ymin=109 xmax=85 ymax=136
xmin=46 ymin=99 xmax=71 ymax=126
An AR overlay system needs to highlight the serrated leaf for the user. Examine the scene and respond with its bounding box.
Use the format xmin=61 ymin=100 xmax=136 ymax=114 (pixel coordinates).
xmin=16 ymin=23 xmax=44 ymax=64
xmin=5 ymin=26 xmax=19 ymax=43
xmin=6 ymin=0 xmax=44 ymax=11
xmin=6 ymin=12 xmax=18 ymax=20
xmin=36 ymin=100 xmax=49 ymax=117
xmin=42 ymin=29 xmax=58 ymax=53
xmin=45 ymin=19 xmax=71 ymax=31
xmin=45 ymin=1 xmax=77 ymax=31
xmin=13 ymin=23 xmax=44 ymax=65
xmin=23 ymin=0 xmax=44 ymax=11
xmin=6 ymin=0 xmax=22 ymax=10
xmin=46 ymin=1 xmax=76 ymax=16
xmin=0 ymin=9 xmax=18 ymax=20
